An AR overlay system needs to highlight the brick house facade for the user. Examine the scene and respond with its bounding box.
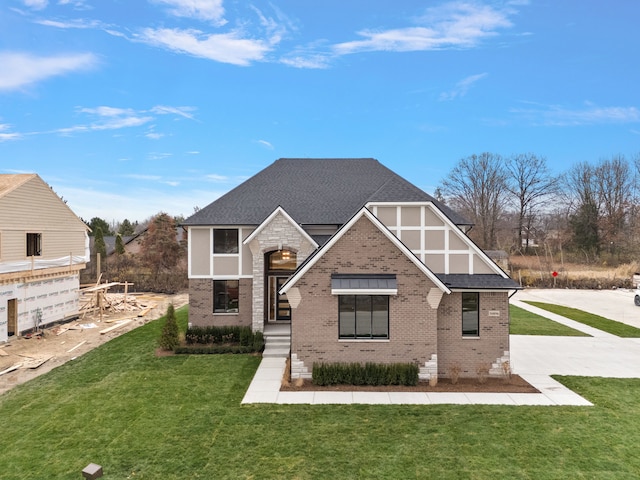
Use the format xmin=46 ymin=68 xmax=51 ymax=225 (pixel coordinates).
xmin=182 ymin=158 xmax=520 ymax=380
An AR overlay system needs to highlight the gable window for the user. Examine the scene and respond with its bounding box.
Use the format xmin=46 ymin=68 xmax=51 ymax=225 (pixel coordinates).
xmin=26 ymin=233 xmax=42 ymax=257
xmin=213 ymin=280 xmax=239 ymax=313
xmin=213 ymin=229 xmax=238 ymax=254
xmin=339 ymin=295 xmax=389 ymax=339
xmin=462 ymin=292 xmax=479 ymax=337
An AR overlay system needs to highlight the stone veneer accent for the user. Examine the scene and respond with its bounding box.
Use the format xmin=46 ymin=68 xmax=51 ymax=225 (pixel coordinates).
xmin=246 ymin=211 xmax=317 ymax=332
xmin=290 ymin=216 xmax=439 ymax=375
xmin=188 ymin=278 xmax=253 ymax=327
xmin=436 ymin=291 xmax=510 ymax=378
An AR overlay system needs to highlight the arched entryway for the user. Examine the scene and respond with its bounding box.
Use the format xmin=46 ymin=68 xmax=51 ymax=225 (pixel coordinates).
xmin=265 ymin=249 xmax=297 ymax=322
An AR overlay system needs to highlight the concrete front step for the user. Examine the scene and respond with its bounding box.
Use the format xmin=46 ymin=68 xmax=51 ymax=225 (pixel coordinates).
xmin=263 ymin=347 xmax=291 ymax=358
xmin=266 ymin=337 xmax=291 ymax=346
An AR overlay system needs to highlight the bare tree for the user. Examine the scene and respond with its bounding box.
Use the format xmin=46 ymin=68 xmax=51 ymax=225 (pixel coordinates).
xmin=439 ymin=153 xmax=508 ymax=249
xmin=564 ymin=162 xmax=600 ymax=258
xmin=595 ymin=156 xmax=633 ymax=256
xmin=505 ymin=153 xmax=558 ymax=253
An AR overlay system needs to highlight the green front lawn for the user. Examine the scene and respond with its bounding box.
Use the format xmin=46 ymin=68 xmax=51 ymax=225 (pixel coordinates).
xmin=509 ymin=304 xmax=589 ymax=336
xmin=1 ymin=307 xmax=639 ymax=479
xmin=524 ymin=301 xmax=640 ymax=337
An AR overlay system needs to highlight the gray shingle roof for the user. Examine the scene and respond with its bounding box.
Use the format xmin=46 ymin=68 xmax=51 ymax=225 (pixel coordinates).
xmin=435 ymin=274 xmax=521 ymax=290
xmin=183 ymin=158 xmax=469 ymax=227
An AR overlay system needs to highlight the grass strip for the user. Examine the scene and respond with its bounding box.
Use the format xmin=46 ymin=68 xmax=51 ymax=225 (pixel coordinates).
xmin=1 ymin=306 xmax=640 ymax=479
xmin=523 ymin=301 xmax=640 ymax=337
xmin=509 ymin=304 xmax=589 ymax=336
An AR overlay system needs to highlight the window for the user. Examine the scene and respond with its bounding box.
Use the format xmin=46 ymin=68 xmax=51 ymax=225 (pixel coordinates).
xmin=26 ymin=233 xmax=42 ymax=257
xmin=213 ymin=280 xmax=239 ymax=313
xmin=462 ymin=292 xmax=479 ymax=337
xmin=213 ymin=229 xmax=238 ymax=254
xmin=339 ymin=295 xmax=389 ymax=339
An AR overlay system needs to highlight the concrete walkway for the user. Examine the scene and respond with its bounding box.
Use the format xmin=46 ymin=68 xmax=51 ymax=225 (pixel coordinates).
xmin=241 ymin=290 xmax=640 ymax=406
xmin=241 ymin=356 xmax=593 ymax=406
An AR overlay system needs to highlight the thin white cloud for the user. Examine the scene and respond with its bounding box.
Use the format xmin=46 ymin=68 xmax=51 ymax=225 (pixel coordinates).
xmin=257 ymin=139 xmax=274 ymax=150
xmin=439 ymin=72 xmax=488 ymax=101
xmin=80 ymin=106 xmax=135 ymax=117
xmin=206 ymin=174 xmax=229 ymax=182
xmin=135 ymin=27 xmax=271 ymax=66
xmin=153 ymin=0 xmax=226 ymax=26
xmin=21 ymin=0 xmax=48 ymax=10
xmin=125 ymin=174 xmax=162 ymax=181
xmin=147 ymin=152 xmax=173 ymax=161
xmin=0 ymin=51 xmax=97 ymax=91
xmin=281 ymin=54 xmax=331 ymax=69
xmin=512 ymin=103 xmax=640 ymax=126
xmin=0 ymin=132 xmax=22 ymax=142
xmin=0 ymin=123 xmax=23 ymax=142
xmin=52 ymin=104 xmax=195 ymax=136
xmin=333 ymin=2 xmax=513 ymax=55
xmin=36 ymin=18 xmax=102 ymax=29
xmin=151 ymin=105 xmax=197 ymax=120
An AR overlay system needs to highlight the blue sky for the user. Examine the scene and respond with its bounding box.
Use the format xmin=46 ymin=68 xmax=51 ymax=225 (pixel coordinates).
xmin=1 ymin=0 xmax=639 ymax=224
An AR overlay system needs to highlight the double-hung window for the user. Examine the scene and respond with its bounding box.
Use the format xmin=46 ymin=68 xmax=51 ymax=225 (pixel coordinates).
xmin=462 ymin=292 xmax=479 ymax=337
xmin=339 ymin=295 xmax=389 ymax=339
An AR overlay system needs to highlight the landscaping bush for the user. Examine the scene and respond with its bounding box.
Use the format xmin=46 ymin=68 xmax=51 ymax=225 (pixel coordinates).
xmin=158 ymin=304 xmax=179 ymax=351
xmin=178 ymin=325 xmax=264 ymax=354
xmin=312 ymin=362 xmax=418 ymax=386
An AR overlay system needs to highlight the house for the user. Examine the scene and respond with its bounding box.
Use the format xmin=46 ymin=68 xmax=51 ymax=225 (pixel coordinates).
xmin=0 ymin=174 xmax=90 ymax=342
xmin=182 ymin=159 xmax=520 ymax=379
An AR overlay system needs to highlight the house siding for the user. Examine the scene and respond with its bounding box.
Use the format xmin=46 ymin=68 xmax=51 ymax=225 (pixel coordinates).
xmin=0 ymin=176 xmax=87 ymax=261
xmin=0 ymin=175 xmax=89 ymax=342
xmin=188 ymin=278 xmax=253 ymax=327
xmin=291 ymin=216 xmax=438 ymax=374
xmin=436 ymin=291 xmax=510 ymax=378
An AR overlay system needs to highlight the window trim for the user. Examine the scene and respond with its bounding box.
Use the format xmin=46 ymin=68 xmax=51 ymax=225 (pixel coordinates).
xmin=213 ymin=279 xmax=240 ymax=314
xmin=462 ymin=292 xmax=480 ymax=337
xmin=338 ymin=294 xmax=390 ymax=340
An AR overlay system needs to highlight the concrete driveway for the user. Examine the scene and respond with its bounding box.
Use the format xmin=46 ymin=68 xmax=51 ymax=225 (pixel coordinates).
xmin=510 ymin=288 xmax=640 ymax=379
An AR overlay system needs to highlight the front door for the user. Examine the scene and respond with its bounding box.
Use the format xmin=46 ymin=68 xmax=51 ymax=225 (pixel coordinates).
xmin=268 ymin=276 xmax=291 ymax=321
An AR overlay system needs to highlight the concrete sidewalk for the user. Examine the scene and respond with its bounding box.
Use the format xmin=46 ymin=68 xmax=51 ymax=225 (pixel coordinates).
xmin=241 ymin=289 xmax=640 ymax=406
xmin=241 ymin=357 xmax=593 ymax=406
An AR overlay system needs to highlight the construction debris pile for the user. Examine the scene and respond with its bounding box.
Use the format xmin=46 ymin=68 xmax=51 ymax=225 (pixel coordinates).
xmin=79 ymin=281 xmax=155 ymax=320
xmin=0 ymin=281 xmax=164 ymax=386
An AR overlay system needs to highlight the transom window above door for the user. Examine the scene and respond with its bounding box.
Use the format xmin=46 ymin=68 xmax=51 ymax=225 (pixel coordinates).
xmin=268 ymin=250 xmax=297 ymax=271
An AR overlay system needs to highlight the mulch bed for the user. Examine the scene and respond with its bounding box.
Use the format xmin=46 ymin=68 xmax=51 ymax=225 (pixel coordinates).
xmin=280 ymin=375 xmax=538 ymax=393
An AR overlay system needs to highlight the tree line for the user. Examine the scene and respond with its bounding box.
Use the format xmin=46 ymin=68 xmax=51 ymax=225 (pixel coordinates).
xmin=82 ymin=213 xmax=187 ymax=293
xmin=437 ymin=152 xmax=640 ymax=264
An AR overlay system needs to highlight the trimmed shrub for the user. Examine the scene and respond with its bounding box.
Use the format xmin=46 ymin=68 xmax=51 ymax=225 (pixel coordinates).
xmin=178 ymin=325 xmax=264 ymax=354
xmin=158 ymin=304 xmax=179 ymax=351
xmin=312 ymin=362 xmax=418 ymax=386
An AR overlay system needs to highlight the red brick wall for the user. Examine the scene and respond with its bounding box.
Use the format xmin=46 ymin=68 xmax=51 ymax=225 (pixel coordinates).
xmin=188 ymin=278 xmax=252 ymax=327
xmin=291 ymin=216 xmax=438 ymax=369
xmin=436 ymin=291 xmax=510 ymax=378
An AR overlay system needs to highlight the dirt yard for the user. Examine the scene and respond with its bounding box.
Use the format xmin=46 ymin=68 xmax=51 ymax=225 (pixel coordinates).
xmin=0 ymin=292 xmax=188 ymax=396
